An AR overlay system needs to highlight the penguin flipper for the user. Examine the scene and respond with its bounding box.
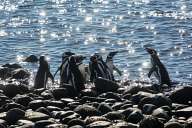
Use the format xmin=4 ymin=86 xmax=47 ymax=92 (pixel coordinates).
xmin=148 ymin=66 xmax=156 ymax=78
xmin=113 ymin=66 xmax=122 ymax=76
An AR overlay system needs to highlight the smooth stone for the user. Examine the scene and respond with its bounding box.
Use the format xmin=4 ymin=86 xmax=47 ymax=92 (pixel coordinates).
xmin=99 ymin=92 xmax=122 ymax=101
xmin=0 ymin=112 xmax=6 ymax=120
xmin=169 ymin=86 xmax=192 ymax=105
xmin=139 ymin=116 xmax=164 ymax=128
xmin=67 ymin=119 xmax=85 ymax=127
xmin=47 ymin=100 xmax=65 ymax=108
xmin=14 ymin=95 xmax=33 ymax=107
xmin=164 ymin=122 xmax=184 ymax=128
xmin=36 ymin=107 xmax=51 ymax=116
xmin=45 ymin=124 xmax=68 ymax=128
xmin=51 ymin=88 xmax=68 ymax=100
xmin=80 ymin=89 xmax=97 ymax=97
xmin=85 ymin=116 xmax=109 ymax=125
xmin=120 ymin=104 xmax=133 ymax=109
xmin=61 ymin=98 xmax=75 ymax=104
xmin=54 ymin=111 xmax=75 ymax=119
xmin=40 ymin=91 xmax=54 ymax=100
xmin=46 ymin=106 xmax=62 ymax=112
xmin=61 ymin=114 xmax=80 ymax=124
xmin=127 ymin=110 xmax=144 ymax=124
xmin=25 ymin=111 xmax=49 ymax=122
xmin=97 ymin=102 xmax=113 ymax=115
xmin=0 ymin=67 xmax=11 ymax=79
xmin=3 ymin=84 xmax=21 ymax=98
xmin=11 ymin=68 xmax=30 ymax=79
xmin=69 ymin=125 xmax=84 ymax=128
xmin=152 ymin=108 xmax=170 ymax=121
xmin=2 ymin=63 xmax=22 ymax=69
xmin=74 ymin=105 xmax=100 ymax=118
xmin=6 ymin=108 xmax=25 ymax=124
xmin=17 ymin=119 xmax=34 ymax=126
xmin=142 ymin=104 xmax=157 ymax=115
xmin=174 ymin=106 xmax=192 ymax=118
xmin=34 ymin=120 xmax=54 ymax=128
xmin=87 ymin=121 xmax=111 ymax=128
xmin=0 ymin=119 xmax=6 ymax=127
xmin=95 ymin=77 xmax=119 ymax=93
xmin=28 ymin=100 xmax=46 ymax=110
xmin=103 ymin=111 xmax=124 ymax=121
xmin=109 ymin=122 xmax=138 ymax=128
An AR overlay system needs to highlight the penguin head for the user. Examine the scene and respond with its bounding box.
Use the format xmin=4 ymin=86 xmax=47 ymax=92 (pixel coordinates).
xmin=94 ymin=53 xmax=103 ymax=61
xmin=39 ymin=56 xmax=45 ymax=62
xmin=90 ymin=55 xmax=98 ymax=63
xmin=62 ymin=51 xmax=75 ymax=60
xmin=107 ymin=51 xmax=118 ymax=58
xmin=145 ymin=47 xmax=157 ymax=55
xmin=75 ymin=55 xmax=86 ymax=63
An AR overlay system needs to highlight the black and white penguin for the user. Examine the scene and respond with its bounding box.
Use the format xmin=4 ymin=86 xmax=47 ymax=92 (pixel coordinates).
xmin=146 ymin=47 xmax=171 ymax=86
xmin=106 ymin=51 xmax=122 ymax=77
xmin=89 ymin=53 xmax=114 ymax=82
xmin=34 ymin=56 xmax=54 ymax=89
xmin=54 ymin=51 xmax=75 ymax=87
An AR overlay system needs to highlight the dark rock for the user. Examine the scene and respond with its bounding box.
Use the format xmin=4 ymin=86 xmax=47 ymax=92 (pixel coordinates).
xmin=40 ymin=91 xmax=54 ymax=100
xmin=142 ymin=104 xmax=157 ymax=115
xmin=47 ymin=100 xmax=65 ymax=108
xmin=0 ymin=67 xmax=11 ymax=79
xmin=85 ymin=116 xmax=109 ymax=125
xmin=164 ymin=122 xmax=184 ymax=128
xmin=67 ymin=102 xmax=81 ymax=110
xmin=152 ymin=108 xmax=170 ymax=121
xmin=127 ymin=110 xmax=144 ymax=124
xmin=4 ymin=102 xmax=25 ymax=111
xmin=61 ymin=114 xmax=80 ymax=124
xmin=51 ymin=88 xmax=68 ymax=100
xmin=99 ymin=92 xmax=122 ymax=101
xmin=17 ymin=119 xmax=34 ymax=126
xmin=95 ymin=77 xmax=119 ymax=93
xmin=61 ymin=98 xmax=75 ymax=104
xmin=11 ymin=68 xmax=30 ymax=79
xmin=80 ymin=89 xmax=97 ymax=97
xmin=67 ymin=119 xmax=85 ymax=127
xmin=25 ymin=111 xmax=49 ymax=122
xmin=34 ymin=120 xmax=54 ymax=128
xmin=3 ymin=84 xmax=21 ymax=98
xmin=112 ymin=102 xmax=124 ymax=110
xmin=14 ymin=95 xmax=33 ymax=107
xmin=24 ymin=55 xmax=39 ymax=63
xmin=74 ymin=105 xmax=100 ymax=119
xmin=139 ymin=116 xmax=164 ymax=128
xmin=45 ymin=123 xmax=67 ymax=128
xmin=28 ymin=100 xmax=46 ymax=110
xmin=36 ymin=107 xmax=51 ymax=116
xmin=6 ymin=108 xmax=25 ymax=124
xmin=173 ymin=106 xmax=192 ymax=118
xmin=104 ymin=99 xmax=117 ymax=104
xmin=103 ymin=111 xmax=124 ymax=120
xmin=47 ymin=106 xmax=62 ymax=111
xmin=169 ymin=86 xmax=192 ymax=105
xmin=97 ymin=102 xmax=113 ymax=115
xmin=87 ymin=121 xmax=111 ymax=128
xmin=120 ymin=104 xmax=133 ymax=109
xmin=2 ymin=63 xmax=22 ymax=69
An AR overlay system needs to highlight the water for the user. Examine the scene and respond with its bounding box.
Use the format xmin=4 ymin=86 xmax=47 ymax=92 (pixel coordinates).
xmin=0 ymin=0 xmax=192 ymax=84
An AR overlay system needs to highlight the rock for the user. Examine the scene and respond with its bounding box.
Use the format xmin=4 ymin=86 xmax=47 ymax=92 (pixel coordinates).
xmin=139 ymin=116 xmax=164 ymax=128
xmin=142 ymin=104 xmax=157 ymax=115
xmin=11 ymin=68 xmax=30 ymax=79
xmin=24 ymin=55 xmax=39 ymax=63
xmin=4 ymin=102 xmax=25 ymax=111
xmin=0 ymin=119 xmax=6 ymax=127
xmin=67 ymin=119 xmax=85 ymax=127
xmin=97 ymin=102 xmax=113 ymax=115
xmin=40 ymin=91 xmax=53 ymax=100
xmin=17 ymin=119 xmax=34 ymax=126
xmin=47 ymin=106 xmax=62 ymax=112
xmin=169 ymin=86 xmax=192 ymax=105
xmin=36 ymin=107 xmax=51 ymax=116
xmin=69 ymin=125 xmax=84 ymax=128
xmin=164 ymin=122 xmax=184 ymax=128
xmin=45 ymin=124 xmax=67 ymax=128
xmin=28 ymin=100 xmax=46 ymax=110
xmin=127 ymin=110 xmax=144 ymax=124
xmin=173 ymin=106 xmax=192 ymax=118
xmin=0 ymin=67 xmax=11 ymax=79
xmin=61 ymin=98 xmax=75 ymax=104
xmin=3 ymin=84 xmax=21 ymax=98
xmin=85 ymin=116 xmax=109 ymax=125
xmin=2 ymin=63 xmax=22 ymax=69
xmin=25 ymin=111 xmax=49 ymax=122
xmin=87 ymin=121 xmax=111 ymax=128
xmin=61 ymin=113 xmax=80 ymax=124
xmin=14 ymin=95 xmax=33 ymax=107
xmin=99 ymin=92 xmax=122 ymax=101
xmin=95 ymin=77 xmax=119 ymax=93
xmin=80 ymin=89 xmax=97 ymax=97
xmin=47 ymin=100 xmax=65 ymax=108
xmin=51 ymin=88 xmax=68 ymax=100
xmin=74 ymin=105 xmax=100 ymax=118
xmin=103 ymin=111 xmax=124 ymax=121
xmin=34 ymin=120 xmax=54 ymax=128
xmin=6 ymin=108 xmax=25 ymax=124
xmin=152 ymin=108 xmax=170 ymax=121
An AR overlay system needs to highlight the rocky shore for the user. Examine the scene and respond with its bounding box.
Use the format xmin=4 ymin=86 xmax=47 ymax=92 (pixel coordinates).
xmin=0 ymin=63 xmax=191 ymax=128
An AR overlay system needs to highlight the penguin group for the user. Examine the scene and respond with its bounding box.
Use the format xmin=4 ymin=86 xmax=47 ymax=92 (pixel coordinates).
xmin=34 ymin=47 xmax=171 ymax=93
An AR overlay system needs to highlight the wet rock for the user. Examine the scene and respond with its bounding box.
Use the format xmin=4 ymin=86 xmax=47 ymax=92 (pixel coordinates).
xmin=127 ymin=110 xmax=144 ymax=124
xmin=139 ymin=116 xmax=164 ymax=128
xmin=121 ymin=108 xmax=139 ymax=117
xmin=87 ymin=121 xmax=111 ymax=128
xmin=45 ymin=123 xmax=67 ymax=128
xmin=61 ymin=113 xmax=81 ymax=124
xmin=34 ymin=120 xmax=55 ymax=128
xmin=47 ymin=100 xmax=65 ymax=108
xmin=109 ymin=122 xmax=138 ymax=128
xmin=80 ymin=89 xmax=97 ymax=97
xmin=0 ymin=112 xmax=6 ymax=120
xmin=164 ymin=122 xmax=184 ymax=128
xmin=6 ymin=108 xmax=25 ymax=124
xmin=67 ymin=102 xmax=82 ymax=110
xmin=36 ymin=107 xmax=51 ymax=116
xmin=85 ymin=116 xmax=109 ymax=125
xmin=97 ymin=102 xmax=113 ymax=115
xmin=17 ymin=119 xmax=34 ymax=126
xmin=74 ymin=105 xmax=100 ymax=118
xmin=67 ymin=119 xmax=85 ymax=127
xmin=11 ymin=68 xmax=30 ymax=79
xmin=3 ymin=84 xmax=21 ymax=98
xmin=61 ymin=98 xmax=75 ymax=104
xmin=69 ymin=125 xmax=84 ymax=128
xmin=0 ymin=119 xmax=6 ymax=127
xmin=2 ymin=63 xmax=22 ymax=69
xmin=0 ymin=67 xmax=11 ymax=79
xmin=28 ymin=100 xmax=46 ymax=110
xmin=173 ymin=106 xmax=192 ymax=118
xmin=40 ymin=91 xmax=54 ymax=100
xmin=51 ymin=88 xmax=68 ymax=100
xmin=4 ymin=102 xmax=25 ymax=111
xmin=24 ymin=55 xmax=39 ymax=63
xmin=112 ymin=102 xmax=124 ymax=110
xmin=99 ymin=92 xmax=122 ymax=101
xmin=169 ymin=86 xmax=192 ymax=105
xmin=152 ymin=107 xmax=170 ymax=121
xmin=14 ymin=95 xmax=33 ymax=107
xmin=95 ymin=77 xmax=119 ymax=93
xmin=172 ymin=103 xmax=189 ymax=110
xmin=103 ymin=111 xmax=124 ymax=121
xmin=142 ymin=104 xmax=157 ymax=115
xmin=47 ymin=106 xmax=62 ymax=112
xmin=25 ymin=111 xmax=49 ymax=122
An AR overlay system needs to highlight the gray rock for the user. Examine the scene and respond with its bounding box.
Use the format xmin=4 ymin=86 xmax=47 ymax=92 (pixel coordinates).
xmin=87 ymin=121 xmax=111 ymax=128
xmin=25 ymin=111 xmax=49 ymax=122
xmin=103 ymin=111 xmax=124 ymax=121
xmin=14 ymin=95 xmax=33 ymax=107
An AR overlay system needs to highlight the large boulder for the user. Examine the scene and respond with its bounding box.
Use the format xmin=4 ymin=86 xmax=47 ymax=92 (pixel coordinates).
xmin=11 ymin=68 xmax=30 ymax=79
xmin=95 ymin=77 xmax=119 ymax=93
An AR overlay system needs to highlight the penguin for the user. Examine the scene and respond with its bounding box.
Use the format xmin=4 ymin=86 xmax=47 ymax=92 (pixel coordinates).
xmin=89 ymin=53 xmax=114 ymax=82
xmin=34 ymin=56 xmax=54 ymax=89
xmin=53 ymin=51 xmax=75 ymax=86
xmin=145 ymin=47 xmax=171 ymax=87
xmin=106 ymin=51 xmax=122 ymax=77
xmin=68 ymin=55 xmax=85 ymax=92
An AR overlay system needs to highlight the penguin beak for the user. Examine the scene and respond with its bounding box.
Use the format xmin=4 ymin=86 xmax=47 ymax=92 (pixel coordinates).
xmin=109 ymin=51 xmax=118 ymax=57
xmin=145 ymin=47 xmax=153 ymax=54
